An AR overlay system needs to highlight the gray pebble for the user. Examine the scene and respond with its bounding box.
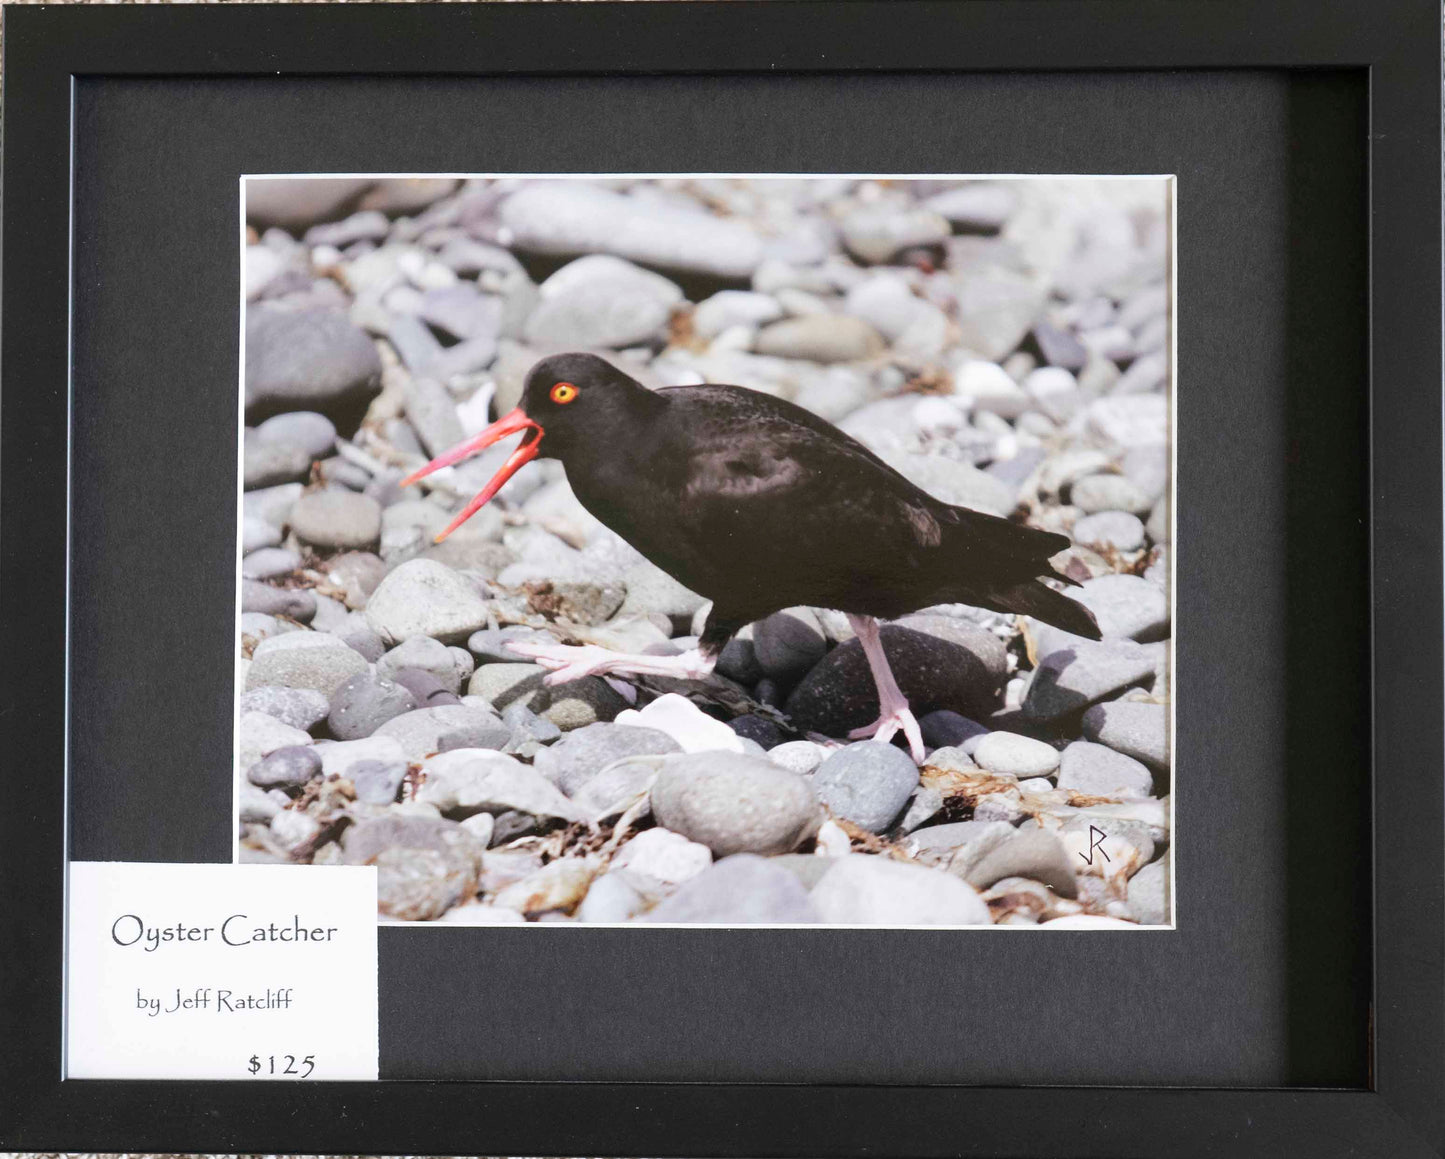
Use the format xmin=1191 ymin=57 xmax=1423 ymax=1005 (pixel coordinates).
xmin=246 ymin=304 xmax=382 ymax=419
xmin=373 ymin=704 xmax=511 ymax=762
xmin=715 ymin=634 xmax=763 ymax=685
xmin=365 ymin=559 xmax=490 ymax=646
xmin=1082 ymin=699 xmax=1170 ymax=770
xmin=240 ymin=686 xmax=330 ymax=731
xmin=243 ymin=513 xmax=284 ymax=553
xmin=500 ymin=702 xmax=562 ymax=754
xmin=751 ymin=607 xmax=828 ymax=682
xmin=651 ymin=752 xmax=821 ymax=857
xmin=324 ymin=551 xmax=388 ymax=609
xmin=1127 ymin=859 xmax=1170 ymax=925
xmin=328 ymin=673 xmax=419 ymax=741
xmin=1070 ymin=473 xmax=1153 ymax=516
xmin=376 ymin=635 xmax=473 ymax=694
xmin=389 ymin=666 xmax=463 ymax=709
xmin=533 ymin=722 xmax=680 ymax=797
xmin=577 ymin=872 xmax=647 ymax=923
xmin=350 ymin=759 xmax=409 ymax=805
xmin=290 ymin=490 xmax=383 ymax=551
xmin=642 ymin=854 xmax=820 ymax=924
xmin=812 ymin=856 xmax=993 ymax=925
xmin=972 ymin=731 xmax=1060 ymax=778
xmin=245 ymin=632 xmax=369 ymax=697
xmin=331 ymin=612 xmax=387 ymax=662
xmin=1022 ymin=638 xmax=1159 ymax=722
xmin=241 ymin=547 xmax=302 ymax=580
xmin=254 ymin=411 xmax=337 ymax=460
xmin=341 ymin=813 xmax=482 ymax=921
xmin=960 ymin=829 xmax=1078 ymax=898
xmin=812 ymin=741 xmax=919 ymax=832
xmin=247 ymin=745 xmax=322 ymax=791
xmin=1057 ymin=740 xmax=1155 ymax=798
xmin=729 ymin=714 xmax=788 ymax=750
xmin=241 ymin=579 xmax=316 ymax=623
xmin=467 ymin=626 xmax=553 ymax=664
xmin=767 ymin=740 xmax=828 ymax=777
xmin=244 ymin=438 xmax=311 ymax=490
xmin=1074 ymin=573 xmax=1170 ymax=641
xmin=1072 ymin=510 xmax=1145 ymax=553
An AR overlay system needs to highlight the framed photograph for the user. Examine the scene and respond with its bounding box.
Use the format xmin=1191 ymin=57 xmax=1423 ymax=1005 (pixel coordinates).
xmin=3 ymin=2 xmax=1440 ymax=1155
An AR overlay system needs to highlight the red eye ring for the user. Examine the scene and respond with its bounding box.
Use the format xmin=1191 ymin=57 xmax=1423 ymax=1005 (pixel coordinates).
xmin=551 ymin=382 xmax=579 ymax=405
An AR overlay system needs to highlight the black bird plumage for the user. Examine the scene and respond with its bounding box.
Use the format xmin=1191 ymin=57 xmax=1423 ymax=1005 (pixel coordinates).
xmin=506 ymin=353 xmax=1101 ymax=653
xmin=403 ymin=351 xmax=1100 ymax=761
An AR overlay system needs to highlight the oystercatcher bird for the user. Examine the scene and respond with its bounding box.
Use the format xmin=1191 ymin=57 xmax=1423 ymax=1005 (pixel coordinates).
xmin=402 ymin=352 xmax=1100 ymax=761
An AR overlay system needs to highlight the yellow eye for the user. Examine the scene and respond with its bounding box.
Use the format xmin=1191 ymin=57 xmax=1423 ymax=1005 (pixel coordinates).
xmin=550 ymin=382 xmax=578 ymax=405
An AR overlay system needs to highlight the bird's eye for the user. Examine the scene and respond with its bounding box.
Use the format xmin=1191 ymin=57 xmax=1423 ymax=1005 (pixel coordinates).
xmin=550 ymin=382 xmax=579 ymax=405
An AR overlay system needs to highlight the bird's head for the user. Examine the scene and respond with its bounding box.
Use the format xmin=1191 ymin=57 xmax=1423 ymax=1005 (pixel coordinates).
xmin=399 ymin=352 xmax=651 ymax=541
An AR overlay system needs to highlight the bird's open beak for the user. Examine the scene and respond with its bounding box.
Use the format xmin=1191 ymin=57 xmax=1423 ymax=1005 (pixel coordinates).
xmin=399 ymin=406 xmax=545 ymax=542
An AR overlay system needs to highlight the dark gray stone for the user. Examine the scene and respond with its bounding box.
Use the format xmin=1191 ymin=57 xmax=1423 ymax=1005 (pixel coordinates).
xmin=752 ymin=607 xmax=828 ymax=682
xmin=245 ymin=304 xmax=383 ymax=420
xmin=729 ymin=713 xmax=788 ymax=750
xmin=327 ymin=673 xmax=419 ymax=741
xmin=785 ymin=614 xmax=1007 ymax=737
xmin=241 ymin=579 xmax=316 ymax=624
xmin=919 ymin=710 xmax=990 ymax=750
xmin=246 ymin=745 xmax=322 ymax=791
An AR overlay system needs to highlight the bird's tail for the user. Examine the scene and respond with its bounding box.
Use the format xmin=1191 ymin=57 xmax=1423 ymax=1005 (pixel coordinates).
xmin=999 ymin=577 xmax=1102 ymax=640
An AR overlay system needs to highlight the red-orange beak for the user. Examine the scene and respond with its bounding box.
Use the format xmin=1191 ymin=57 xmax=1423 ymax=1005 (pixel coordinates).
xmin=399 ymin=407 xmax=544 ymax=542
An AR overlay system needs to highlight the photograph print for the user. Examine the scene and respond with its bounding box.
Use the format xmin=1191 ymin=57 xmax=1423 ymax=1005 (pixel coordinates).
xmin=238 ymin=174 xmax=1173 ymax=928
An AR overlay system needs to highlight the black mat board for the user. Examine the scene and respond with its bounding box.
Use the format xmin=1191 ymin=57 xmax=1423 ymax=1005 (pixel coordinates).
xmin=65 ymin=68 xmax=1369 ymax=1090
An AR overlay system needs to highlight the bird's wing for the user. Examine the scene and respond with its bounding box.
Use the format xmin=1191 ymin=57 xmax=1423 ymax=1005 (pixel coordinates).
xmin=672 ymin=398 xmax=945 ymax=555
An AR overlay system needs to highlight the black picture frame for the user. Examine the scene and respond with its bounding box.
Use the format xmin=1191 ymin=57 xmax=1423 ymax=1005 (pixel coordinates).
xmin=2 ymin=2 xmax=1440 ymax=1155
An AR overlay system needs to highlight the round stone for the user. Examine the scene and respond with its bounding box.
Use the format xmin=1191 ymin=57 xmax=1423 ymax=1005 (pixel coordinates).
xmin=364 ymin=559 xmax=490 ymax=646
xmin=245 ymin=632 xmax=369 ymax=697
xmin=327 ymin=673 xmax=419 ymax=741
xmin=650 ymin=752 xmax=822 ymax=857
xmin=290 ymin=490 xmax=383 ymax=551
xmin=812 ymin=741 xmax=919 ymax=832
xmin=973 ymin=732 xmax=1061 ymax=778
xmin=247 ymin=745 xmax=323 ymax=791
xmin=533 ymin=723 xmax=681 ymax=797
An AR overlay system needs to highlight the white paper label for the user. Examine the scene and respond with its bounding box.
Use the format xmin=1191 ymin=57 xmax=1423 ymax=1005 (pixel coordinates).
xmin=66 ymin=862 xmax=378 ymax=1080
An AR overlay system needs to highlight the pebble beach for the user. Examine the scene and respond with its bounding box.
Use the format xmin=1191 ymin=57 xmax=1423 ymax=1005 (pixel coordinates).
xmin=238 ymin=174 xmax=1173 ymax=927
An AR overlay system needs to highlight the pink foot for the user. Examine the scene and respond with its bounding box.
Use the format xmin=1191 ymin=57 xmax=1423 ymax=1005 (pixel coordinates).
xmin=848 ymin=707 xmax=926 ymax=764
xmin=505 ymin=641 xmax=715 ymax=687
xmin=844 ymin=613 xmax=927 ymax=765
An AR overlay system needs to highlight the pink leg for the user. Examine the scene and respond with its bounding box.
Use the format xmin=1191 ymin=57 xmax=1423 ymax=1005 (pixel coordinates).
xmin=845 ymin=614 xmax=926 ymax=764
xmin=505 ymin=641 xmax=717 ymax=687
